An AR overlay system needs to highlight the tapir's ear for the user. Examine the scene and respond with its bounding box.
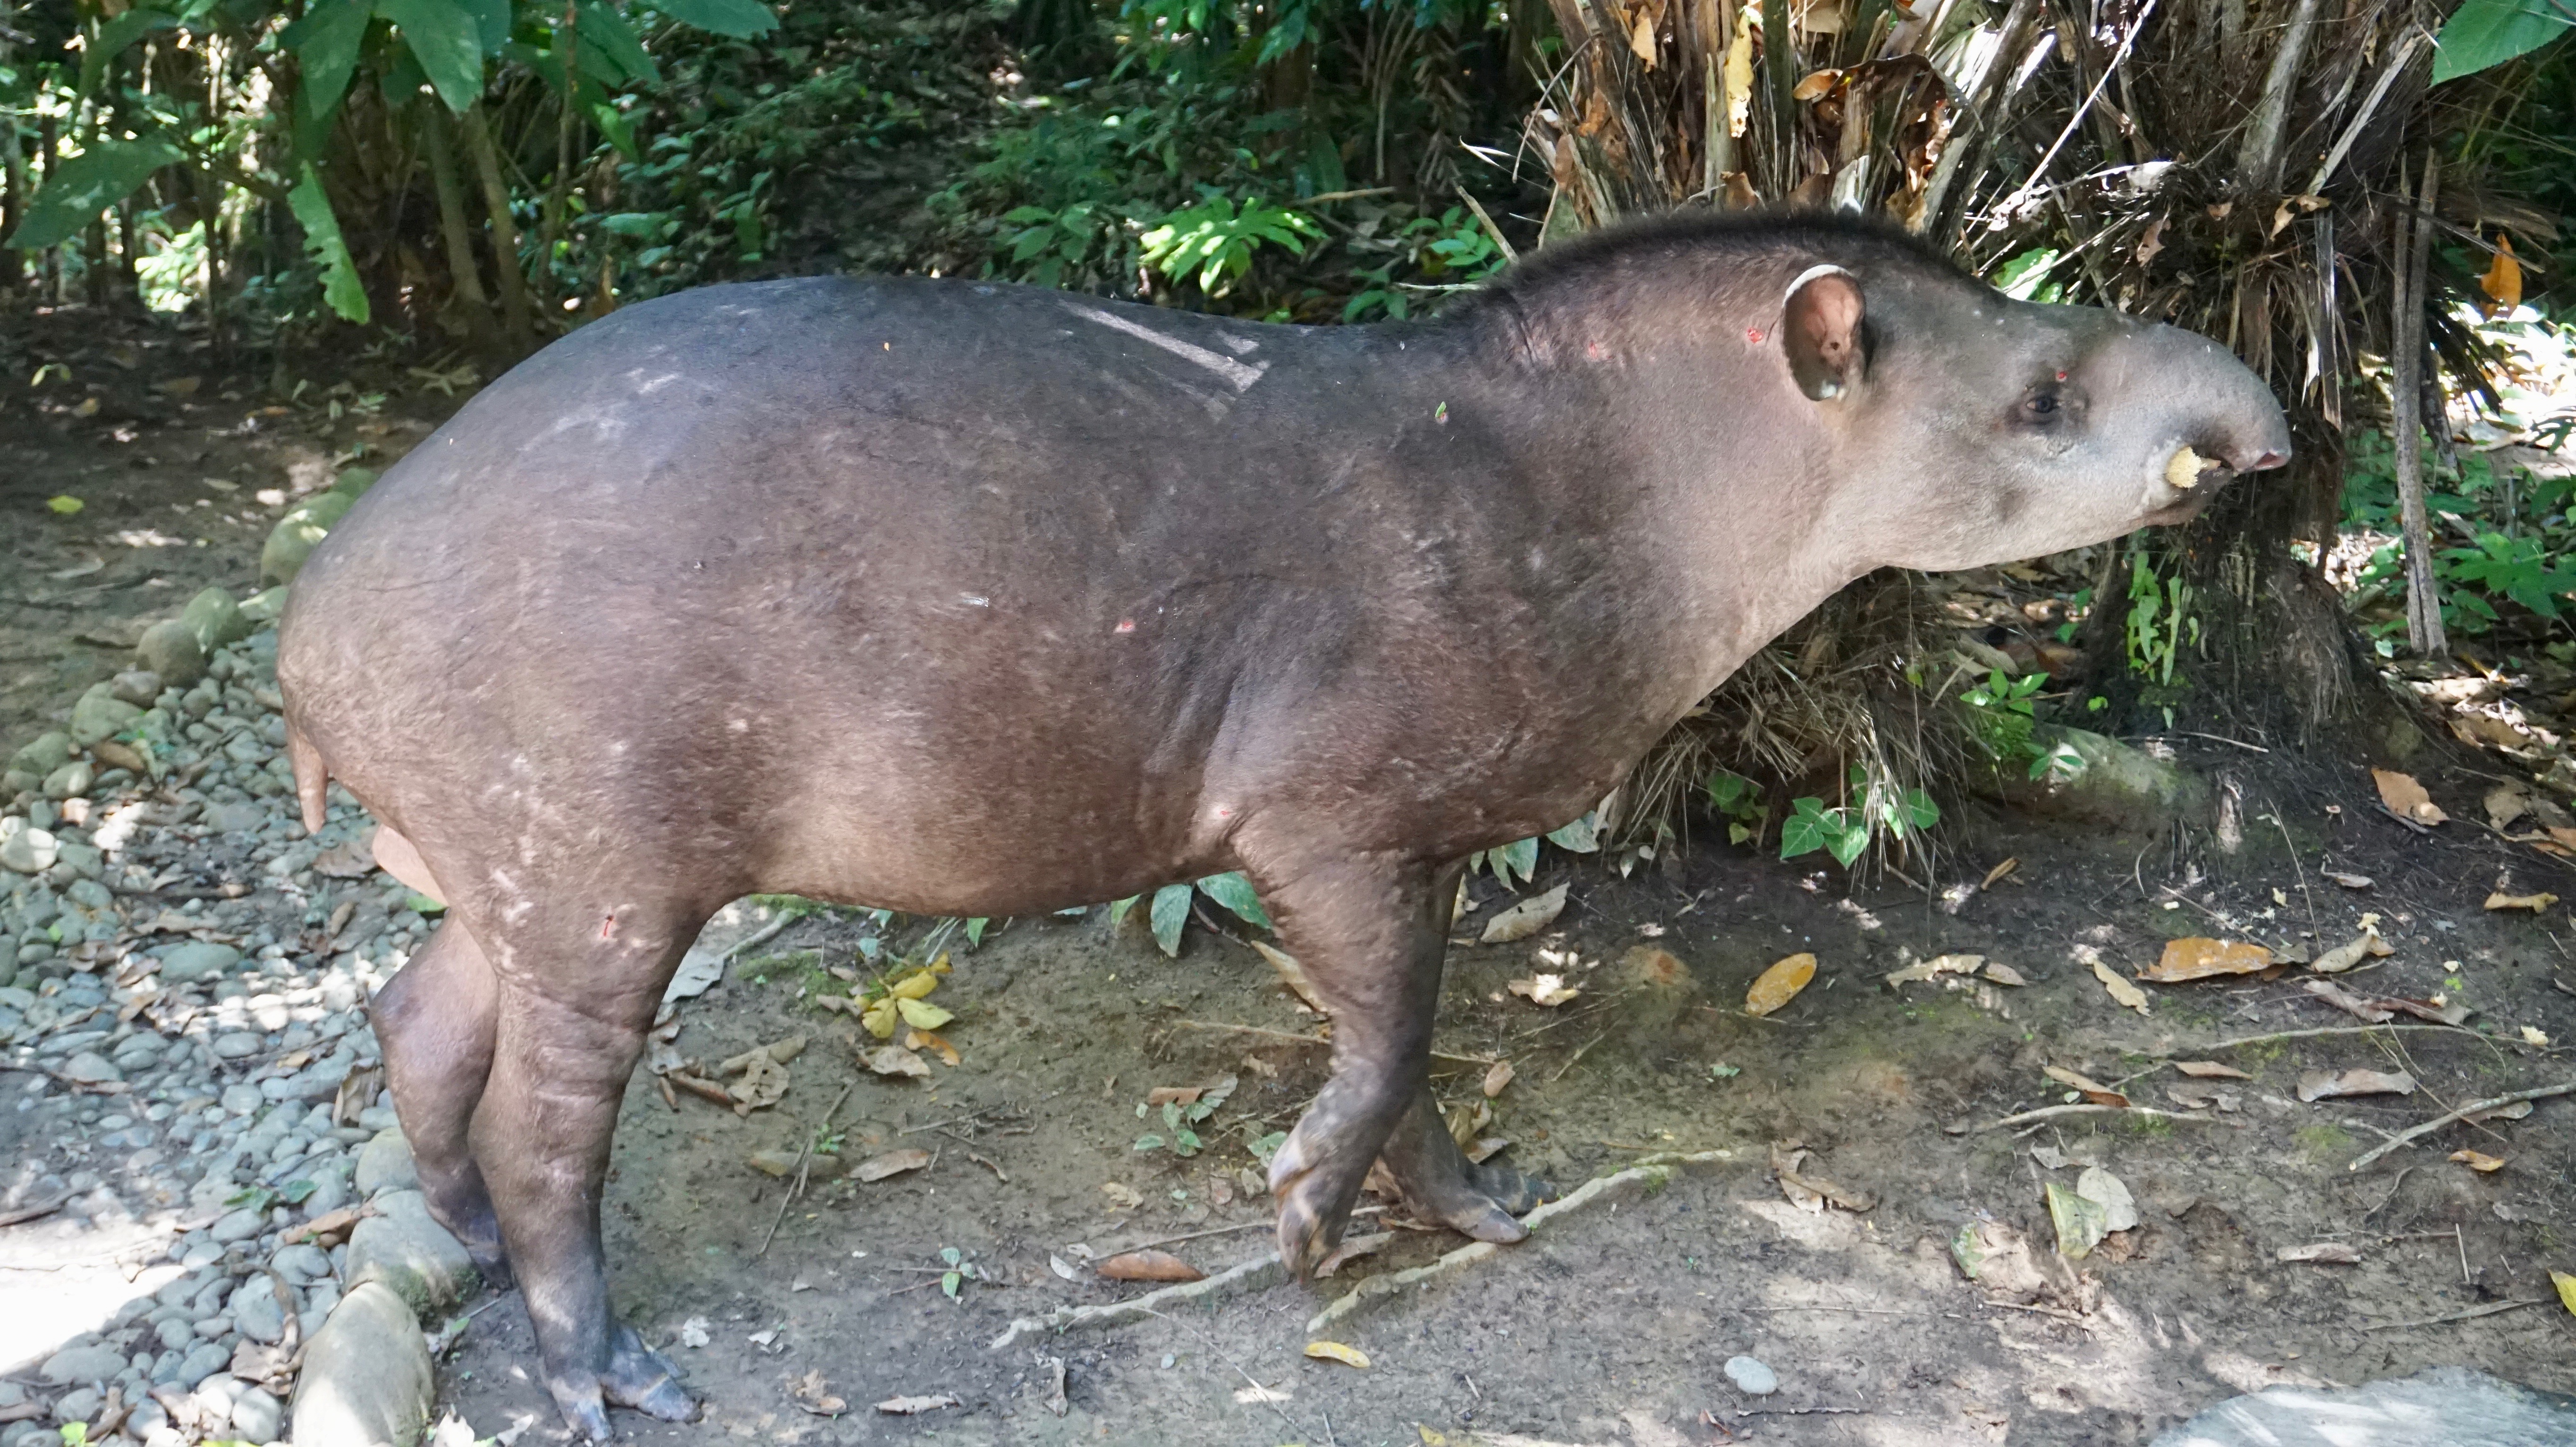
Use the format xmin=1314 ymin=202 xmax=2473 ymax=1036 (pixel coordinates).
xmin=1781 ymin=265 xmax=1866 ymax=401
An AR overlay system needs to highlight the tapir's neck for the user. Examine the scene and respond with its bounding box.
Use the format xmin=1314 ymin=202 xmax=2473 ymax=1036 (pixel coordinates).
xmin=1388 ymin=310 xmax=1873 ymax=718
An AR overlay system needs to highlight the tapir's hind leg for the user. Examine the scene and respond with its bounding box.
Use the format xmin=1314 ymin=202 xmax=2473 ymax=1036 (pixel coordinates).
xmin=471 ymin=902 xmax=703 ymax=1440
xmin=370 ymin=917 xmax=508 ymax=1282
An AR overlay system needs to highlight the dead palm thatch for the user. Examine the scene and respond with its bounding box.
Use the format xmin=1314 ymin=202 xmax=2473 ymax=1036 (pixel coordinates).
xmin=1527 ymin=0 xmax=2557 ymax=859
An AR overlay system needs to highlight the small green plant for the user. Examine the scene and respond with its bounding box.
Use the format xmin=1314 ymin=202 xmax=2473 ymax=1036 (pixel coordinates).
xmin=1705 ymin=1062 xmax=1741 ymax=1082
xmin=1704 ymin=770 xmax=1767 ymax=845
xmin=60 ymin=1424 xmax=89 ymax=1447
xmin=1111 ymin=871 xmax=1270 ymax=956
xmin=2124 ymin=551 xmax=2196 ymax=688
xmin=1779 ymin=765 xmax=1937 ymax=867
xmin=1135 ymin=1075 xmax=1237 ymax=1157
xmin=1138 ymin=192 xmax=1322 ymax=298
xmin=935 ymin=1245 xmax=990 ymax=1301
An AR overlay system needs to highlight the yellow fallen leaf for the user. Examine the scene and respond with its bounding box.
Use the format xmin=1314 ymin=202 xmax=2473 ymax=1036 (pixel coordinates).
xmin=1482 ymin=1060 xmax=1515 ymax=1098
xmin=862 ymin=997 xmax=900 ymax=1039
xmin=1884 ymin=952 xmax=1978 ymax=986
xmin=895 ymin=997 xmax=954 ymax=1030
xmin=2371 ymin=769 xmax=2445 ymax=826
xmin=46 ymin=494 xmax=83 ymax=515
xmin=891 ymin=969 xmax=941 ymax=999
xmin=2140 ymin=937 xmax=2273 ymax=982
xmin=2523 ymin=1025 xmax=2551 ymax=1047
xmin=2449 ymin=1149 xmax=2506 ymax=1173
xmin=905 ymin=1028 xmax=961 ymax=1066
xmin=1792 ymin=68 xmax=1840 ymax=100
xmin=2484 ymin=891 xmax=2559 ymax=912
xmin=1304 ymin=1340 xmax=1371 ymax=1370
xmin=2093 ymin=959 xmax=2150 ymax=1015
xmin=2481 ymin=233 xmax=2523 ymax=315
xmin=1629 ymin=9 xmax=1657 ymax=65
xmin=1746 ymin=952 xmax=1817 ymax=1016
xmin=2173 ymin=1060 xmax=2250 ymax=1079
xmin=1507 ymin=973 xmax=1579 ymax=1007
xmin=2553 ymin=1270 xmax=2576 ymax=1315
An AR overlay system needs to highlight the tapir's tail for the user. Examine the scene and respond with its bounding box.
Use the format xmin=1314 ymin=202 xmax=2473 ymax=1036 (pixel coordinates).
xmin=287 ymin=719 xmax=329 ymax=835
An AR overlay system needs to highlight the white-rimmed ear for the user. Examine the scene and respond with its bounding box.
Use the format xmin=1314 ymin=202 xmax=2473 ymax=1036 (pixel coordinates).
xmin=1782 ymin=264 xmax=1865 ymax=400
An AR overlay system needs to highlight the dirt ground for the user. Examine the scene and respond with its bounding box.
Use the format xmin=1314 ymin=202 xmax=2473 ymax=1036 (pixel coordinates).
xmin=7 ymin=305 xmax=2576 ymax=1447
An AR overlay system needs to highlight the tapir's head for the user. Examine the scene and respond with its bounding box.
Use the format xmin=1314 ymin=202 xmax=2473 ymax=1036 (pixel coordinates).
xmin=1767 ymin=248 xmax=2292 ymax=570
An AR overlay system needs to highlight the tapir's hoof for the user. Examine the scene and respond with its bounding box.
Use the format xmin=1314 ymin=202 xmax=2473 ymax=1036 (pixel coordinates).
xmin=1409 ymin=1160 xmax=1551 ymax=1243
xmin=607 ymin=1326 xmax=702 ymax=1422
xmin=550 ymin=1328 xmax=701 ymax=1440
xmin=1268 ymin=1131 xmax=1359 ymax=1281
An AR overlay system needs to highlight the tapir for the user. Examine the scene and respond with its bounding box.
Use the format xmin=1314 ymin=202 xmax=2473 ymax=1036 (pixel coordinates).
xmin=277 ymin=211 xmax=2290 ymax=1435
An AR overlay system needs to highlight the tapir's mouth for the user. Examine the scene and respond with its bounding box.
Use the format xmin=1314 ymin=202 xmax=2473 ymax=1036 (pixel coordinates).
xmin=2137 ymin=443 xmax=2234 ymax=525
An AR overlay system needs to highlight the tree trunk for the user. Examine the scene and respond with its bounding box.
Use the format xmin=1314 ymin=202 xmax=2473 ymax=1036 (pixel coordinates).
xmin=0 ymin=109 xmax=23 ymax=293
xmin=458 ymin=102 xmax=535 ymax=354
xmin=532 ymin=0 xmax=579 ymax=312
xmin=422 ymin=105 xmax=502 ymax=357
xmin=2393 ymin=152 xmax=2448 ymax=659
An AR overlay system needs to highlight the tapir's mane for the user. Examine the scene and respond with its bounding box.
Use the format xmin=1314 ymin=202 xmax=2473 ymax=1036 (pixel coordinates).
xmin=1441 ymin=208 xmax=1979 ymax=355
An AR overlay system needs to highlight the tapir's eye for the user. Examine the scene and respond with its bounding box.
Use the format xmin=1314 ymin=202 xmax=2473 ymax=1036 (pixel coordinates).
xmin=2021 ymin=389 xmax=2062 ymax=421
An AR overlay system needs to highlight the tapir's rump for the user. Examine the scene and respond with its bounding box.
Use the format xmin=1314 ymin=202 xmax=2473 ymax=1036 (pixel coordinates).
xmin=279 ymin=210 xmax=2288 ymax=1437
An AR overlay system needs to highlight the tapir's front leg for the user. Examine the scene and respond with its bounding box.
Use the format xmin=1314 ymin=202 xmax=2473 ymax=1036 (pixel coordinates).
xmin=1252 ymin=851 xmax=1464 ymax=1274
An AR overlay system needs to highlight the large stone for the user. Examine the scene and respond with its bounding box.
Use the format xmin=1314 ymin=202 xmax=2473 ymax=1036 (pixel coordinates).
xmin=41 ymin=759 xmax=94 ymax=800
xmin=260 ymin=491 xmax=354 ymax=587
xmin=0 ymin=821 xmax=57 ymax=875
xmin=1988 ymin=723 xmax=2213 ymax=831
xmin=159 ymin=942 xmax=243 ymax=984
xmin=61 ymin=1051 xmax=121 ymax=1084
xmin=207 ymin=1207 xmax=267 ymax=1244
xmin=180 ymin=587 xmax=253 ymax=654
xmin=238 ymin=587 xmax=291 ymax=625
xmin=110 ymin=670 xmax=164 ymax=707
xmin=230 ymin=1275 xmax=289 ymax=1345
xmin=202 ymin=800 xmax=266 ymax=834
xmin=344 ymin=1190 xmax=475 ymax=1315
xmin=229 ymin=1385 xmax=284 ymax=1443
xmin=136 ymin=620 xmax=208 ymax=689
xmin=5 ymin=732 xmax=73 ymax=779
xmin=290 ymin=1281 xmax=433 ymax=1447
xmin=68 ymin=684 xmax=144 ymax=748
xmin=353 ymin=1129 xmax=418 ymax=1198
xmin=39 ymin=1341 xmax=127 ymax=1384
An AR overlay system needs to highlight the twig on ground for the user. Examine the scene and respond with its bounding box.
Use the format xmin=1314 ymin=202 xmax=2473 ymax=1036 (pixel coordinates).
xmin=1551 ymin=1031 xmax=1607 ymax=1082
xmin=2346 ymin=1081 xmax=2576 ymax=1171
xmin=1976 ymin=1104 xmax=2242 ymax=1131
xmin=2363 ymin=1299 xmax=2550 ymax=1331
xmin=0 ymin=1193 xmax=72 ymax=1229
xmin=2360 ymin=1166 xmax=2414 ymax=1220
xmin=1171 ymin=1019 xmax=1494 ymax=1065
xmin=1138 ymin=1306 xmax=1312 ymax=1442
xmin=1733 ymin=1404 xmax=1870 ymax=1417
xmin=759 ymin=1082 xmax=854 ymax=1257
xmin=898 ymin=1097 xmax=1048 ymax=1135
xmin=2194 ymin=1023 xmax=2491 ymax=1052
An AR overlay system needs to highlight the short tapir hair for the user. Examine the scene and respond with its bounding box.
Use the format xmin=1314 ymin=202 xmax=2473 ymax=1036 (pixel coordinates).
xmin=1446 ymin=209 xmax=1982 ymax=365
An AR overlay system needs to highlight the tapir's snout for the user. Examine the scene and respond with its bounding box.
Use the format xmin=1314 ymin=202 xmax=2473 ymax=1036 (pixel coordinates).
xmin=2125 ymin=322 xmax=2293 ymax=515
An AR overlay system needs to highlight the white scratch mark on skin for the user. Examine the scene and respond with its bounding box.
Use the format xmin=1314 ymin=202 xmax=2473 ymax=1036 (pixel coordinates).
xmin=964 ymin=595 xmax=990 ymax=607
xmin=728 ymin=719 xmax=749 ymax=732
xmin=1214 ymin=333 xmax=1259 ymax=356
xmin=1065 ymin=302 xmax=1270 ymax=392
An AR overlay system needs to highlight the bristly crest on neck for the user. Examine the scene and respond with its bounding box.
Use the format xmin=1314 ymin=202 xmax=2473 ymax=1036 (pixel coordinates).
xmin=1434 ymin=207 xmax=1978 ymax=367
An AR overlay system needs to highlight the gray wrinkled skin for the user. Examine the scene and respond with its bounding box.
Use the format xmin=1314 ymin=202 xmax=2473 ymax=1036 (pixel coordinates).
xmin=277 ymin=213 xmax=2291 ymax=1438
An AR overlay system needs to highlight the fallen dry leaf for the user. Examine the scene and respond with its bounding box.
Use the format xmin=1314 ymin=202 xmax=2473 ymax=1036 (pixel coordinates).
xmin=1884 ymin=952 xmax=1978 ymax=987
xmin=1983 ymin=857 xmax=2020 ymax=888
xmin=1249 ymin=939 xmax=1326 ymax=1012
xmin=1982 ymin=962 xmax=2028 ymax=986
xmin=1313 ymin=1234 xmax=1388 ymax=1278
xmin=2277 ymin=1242 xmax=2363 ymax=1264
xmin=906 ymin=1029 xmax=961 ymax=1066
xmin=2449 ymin=1149 xmax=2507 ymax=1173
xmin=2141 ymin=938 xmax=2272 ymax=983
xmin=1949 ymin=1219 xmax=2075 ymax=1305
xmin=1771 ymin=1140 xmax=1873 ymax=1213
xmin=2485 ymin=891 xmax=2559 ymax=912
xmin=2303 ymin=978 xmax=2396 ymax=1024
xmin=2174 ymin=1060 xmax=2251 ymax=1079
xmin=791 ymin=1370 xmax=846 ymax=1416
xmin=1101 ymin=1182 xmax=1143 ymax=1209
xmin=1507 ymin=973 xmax=1579 ymax=1007
xmin=861 ymin=1045 xmax=931 ymax=1079
xmin=2093 ymin=960 xmax=2150 ymax=1014
xmin=2488 ymin=785 xmax=2534 ymax=831
xmin=1482 ymin=1060 xmax=1515 ymax=1098
xmin=1147 ymin=1084 xmax=1209 ymax=1106
xmin=853 ymin=1148 xmax=933 ymax=1183
xmin=1304 ymin=1340 xmax=1372 ymax=1370
xmin=2464 ymin=1099 xmax=2534 ymax=1125
xmin=874 ymin=1395 xmax=960 ymax=1415
xmin=2372 ymin=769 xmax=2446 ymax=826
xmin=1482 ymin=884 xmax=1569 ymax=944
xmin=727 ymin=1052 xmax=790 ymax=1115
xmin=2296 ymin=1068 xmax=2415 ymax=1102
xmin=2308 ymin=927 xmax=2391 ymax=974
xmin=1096 ymin=1250 xmax=1204 ymax=1283
xmin=2167 ymin=1082 xmax=2239 ymax=1112
xmin=2042 ymin=1064 xmax=2129 ymax=1107
xmin=2076 ymin=1166 xmax=2138 ymax=1231
xmin=2046 ymin=1179 xmax=2110 ymax=1260
xmin=1746 ymin=952 xmax=1818 ymax=1015
xmin=2553 ymin=1270 xmax=2576 ymax=1316
xmin=895 ymin=997 xmax=954 ymax=1030
xmin=2324 ymin=871 xmax=2374 ymax=890
xmin=2525 ymin=1025 xmax=2552 ymax=1047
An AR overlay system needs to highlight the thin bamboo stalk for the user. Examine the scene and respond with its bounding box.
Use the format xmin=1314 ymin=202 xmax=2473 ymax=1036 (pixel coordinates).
xmin=2392 ymin=152 xmax=2448 ymax=658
